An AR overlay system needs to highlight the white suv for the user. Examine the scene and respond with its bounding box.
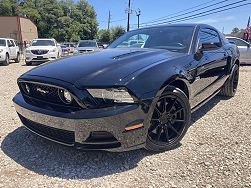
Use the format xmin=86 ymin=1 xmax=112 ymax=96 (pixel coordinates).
xmin=25 ymin=38 xmax=61 ymax=66
xmin=0 ymin=38 xmax=20 ymax=66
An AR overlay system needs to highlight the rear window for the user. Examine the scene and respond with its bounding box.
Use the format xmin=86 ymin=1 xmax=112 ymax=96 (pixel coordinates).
xmin=78 ymin=41 xmax=97 ymax=47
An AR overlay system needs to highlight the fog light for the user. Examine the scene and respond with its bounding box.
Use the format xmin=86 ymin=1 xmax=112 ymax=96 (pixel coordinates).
xmin=59 ymin=89 xmax=72 ymax=104
xmin=64 ymin=90 xmax=72 ymax=103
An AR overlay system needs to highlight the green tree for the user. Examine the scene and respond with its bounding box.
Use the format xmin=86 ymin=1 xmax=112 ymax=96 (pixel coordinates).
xmin=231 ymin=27 xmax=240 ymax=34
xmin=0 ymin=0 xmax=20 ymax=16
xmin=110 ymin=26 xmax=126 ymax=42
xmin=0 ymin=0 xmax=98 ymax=42
xmin=98 ymin=29 xmax=111 ymax=44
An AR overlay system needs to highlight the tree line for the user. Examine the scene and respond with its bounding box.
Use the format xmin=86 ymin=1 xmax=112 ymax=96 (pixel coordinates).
xmin=0 ymin=0 xmax=126 ymax=43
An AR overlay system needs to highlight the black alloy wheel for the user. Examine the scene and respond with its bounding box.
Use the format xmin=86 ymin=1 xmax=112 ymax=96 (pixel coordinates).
xmin=219 ymin=64 xmax=239 ymax=97
xmin=146 ymin=87 xmax=191 ymax=152
xmin=232 ymin=67 xmax=239 ymax=94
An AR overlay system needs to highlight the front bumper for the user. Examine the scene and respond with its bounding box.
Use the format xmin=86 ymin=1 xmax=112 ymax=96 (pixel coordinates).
xmin=13 ymin=92 xmax=148 ymax=152
xmin=25 ymin=52 xmax=57 ymax=62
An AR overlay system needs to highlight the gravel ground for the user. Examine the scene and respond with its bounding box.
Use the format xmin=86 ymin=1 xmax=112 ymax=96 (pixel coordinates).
xmin=0 ymin=60 xmax=250 ymax=188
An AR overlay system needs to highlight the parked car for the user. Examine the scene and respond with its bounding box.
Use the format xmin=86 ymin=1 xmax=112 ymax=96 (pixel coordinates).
xmin=61 ymin=44 xmax=71 ymax=57
xmin=0 ymin=38 xmax=20 ymax=66
xmin=75 ymin=40 xmax=99 ymax=53
xmin=25 ymin=38 xmax=62 ymax=66
xmin=226 ymin=36 xmax=251 ymax=64
xmin=63 ymin=43 xmax=75 ymax=53
xmin=13 ymin=24 xmax=240 ymax=152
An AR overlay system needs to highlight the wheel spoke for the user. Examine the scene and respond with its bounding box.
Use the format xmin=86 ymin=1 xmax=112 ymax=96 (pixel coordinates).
xmin=173 ymin=107 xmax=184 ymax=115
xmin=163 ymin=126 xmax=170 ymax=143
xmin=156 ymin=127 xmax=162 ymax=141
xmin=151 ymin=118 xmax=160 ymax=122
xmin=169 ymin=125 xmax=181 ymax=136
xmin=148 ymin=123 xmax=159 ymax=132
xmin=163 ymin=97 xmax=167 ymax=113
xmin=167 ymin=97 xmax=177 ymax=112
xmin=174 ymin=119 xmax=185 ymax=123
xmin=155 ymin=107 xmax=162 ymax=117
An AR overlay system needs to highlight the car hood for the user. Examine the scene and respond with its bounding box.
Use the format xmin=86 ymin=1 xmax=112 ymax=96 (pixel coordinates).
xmin=27 ymin=46 xmax=56 ymax=51
xmin=0 ymin=46 xmax=6 ymax=50
xmin=24 ymin=49 xmax=182 ymax=88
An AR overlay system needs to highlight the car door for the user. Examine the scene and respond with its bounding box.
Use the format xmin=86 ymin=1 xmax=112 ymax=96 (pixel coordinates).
xmin=191 ymin=27 xmax=228 ymax=106
xmin=7 ymin=40 xmax=15 ymax=59
xmin=233 ymin=38 xmax=251 ymax=63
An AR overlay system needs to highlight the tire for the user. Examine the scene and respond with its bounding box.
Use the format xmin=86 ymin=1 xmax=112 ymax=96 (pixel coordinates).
xmin=219 ymin=64 xmax=239 ymax=97
xmin=2 ymin=53 xmax=9 ymax=66
xmin=145 ymin=86 xmax=191 ymax=152
xmin=25 ymin=61 xmax=32 ymax=66
xmin=15 ymin=53 xmax=20 ymax=63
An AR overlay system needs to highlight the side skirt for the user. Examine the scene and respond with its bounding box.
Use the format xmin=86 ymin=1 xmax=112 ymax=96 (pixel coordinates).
xmin=191 ymin=88 xmax=221 ymax=113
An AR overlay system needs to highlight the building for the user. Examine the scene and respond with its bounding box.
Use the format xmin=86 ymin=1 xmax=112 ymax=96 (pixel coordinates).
xmin=0 ymin=16 xmax=38 ymax=49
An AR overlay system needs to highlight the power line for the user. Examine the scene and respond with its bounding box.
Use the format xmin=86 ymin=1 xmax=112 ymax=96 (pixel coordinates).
xmin=171 ymin=2 xmax=251 ymax=24
xmin=110 ymin=18 xmax=127 ymax=23
xmin=142 ymin=0 xmax=249 ymax=27
xmin=138 ymin=0 xmax=222 ymax=25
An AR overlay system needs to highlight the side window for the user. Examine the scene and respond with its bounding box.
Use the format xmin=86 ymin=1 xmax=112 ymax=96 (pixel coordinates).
xmin=7 ymin=40 xmax=12 ymax=47
xmin=199 ymin=28 xmax=221 ymax=48
xmin=10 ymin=40 xmax=15 ymax=47
xmin=233 ymin=39 xmax=249 ymax=47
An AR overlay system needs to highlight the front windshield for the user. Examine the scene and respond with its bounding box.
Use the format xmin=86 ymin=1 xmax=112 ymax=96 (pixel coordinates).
xmin=0 ymin=39 xmax=6 ymax=46
xmin=31 ymin=40 xmax=56 ymax=46
xmin=109 ymin=26 xmax=195 ymax=53
xmin=78 ymin=41 xmax=97 ymax=47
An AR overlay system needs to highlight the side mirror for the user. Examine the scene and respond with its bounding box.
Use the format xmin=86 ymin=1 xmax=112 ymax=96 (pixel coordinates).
xmin=200 ymin=42 xmax=220 ymax=51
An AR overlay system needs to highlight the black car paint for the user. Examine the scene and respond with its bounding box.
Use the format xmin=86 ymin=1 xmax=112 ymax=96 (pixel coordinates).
xmin=13 ymin=24 xmax=239 ymax=151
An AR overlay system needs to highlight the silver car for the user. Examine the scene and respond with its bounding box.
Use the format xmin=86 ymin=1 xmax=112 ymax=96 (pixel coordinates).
xmin=226 ymin=37 xmax=251 ymax=64
xmin=75 ymin=40 xmax=99 ymax=54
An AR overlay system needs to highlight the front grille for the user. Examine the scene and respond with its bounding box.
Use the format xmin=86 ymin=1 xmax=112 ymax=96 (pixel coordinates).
xmin=31 ymin=50 xmax=49 ymax=55
xmin=18 ymin=114 xmax=75 ymax=145
xmin=18 ymin=81 xmax=81 ymax=109
xmin=79 ymin=49 xmax=93 ymax=53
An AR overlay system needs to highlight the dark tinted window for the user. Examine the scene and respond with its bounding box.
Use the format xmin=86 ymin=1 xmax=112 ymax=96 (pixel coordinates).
xmin=109 ymin=26 xmax=195 ymax=53
xmin=31 ymin=40 xmax=55 ymax=46
xmin=78 ymin=41 xmax=97 ymax=47
xmin=0 ymin=39 xmax=6 ymax=46
xmin=199 ymin=28 xmax=221 ymax=47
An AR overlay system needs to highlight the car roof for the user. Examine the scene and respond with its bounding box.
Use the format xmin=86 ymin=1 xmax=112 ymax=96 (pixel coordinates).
xmin=134 ymin=23 xmax=216 ymax=31
xmin=0 ymin=38 xmax=15 ymax=40
xmin=32 ymin=38 xmax=56 ymax=41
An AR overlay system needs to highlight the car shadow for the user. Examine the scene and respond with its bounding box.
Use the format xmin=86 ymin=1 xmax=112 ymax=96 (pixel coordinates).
xmin=1 ymin=127 xmax=155 ymax=180
xmin=1 ymin=95 xmax=224 ymax=180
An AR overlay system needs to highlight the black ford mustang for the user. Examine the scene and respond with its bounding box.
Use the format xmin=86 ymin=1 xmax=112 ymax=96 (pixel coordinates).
xmin=13 ymin=24 xmax=240 ymax=152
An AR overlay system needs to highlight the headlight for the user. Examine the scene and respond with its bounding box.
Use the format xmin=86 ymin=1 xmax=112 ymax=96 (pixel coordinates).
xmin=58 ymin=89 xmax=73 ymax=104
xmin=0 ymin=49 xmax=3 ymax=53
xmin=26 ymin=50 xmax=31 ymax=54
xmin=87 ymin=88 xmax=135 ymax=103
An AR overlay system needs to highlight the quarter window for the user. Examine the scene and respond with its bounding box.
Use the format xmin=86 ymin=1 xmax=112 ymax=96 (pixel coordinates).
xmin=198 ymin=28 xmax=221 ymax=48
xmin=228 ymin=38 xmax=248 ymax=47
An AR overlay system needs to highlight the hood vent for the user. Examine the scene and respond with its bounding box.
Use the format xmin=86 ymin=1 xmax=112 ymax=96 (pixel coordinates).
xmin=112 ymin=51 xmax=146 ymax=60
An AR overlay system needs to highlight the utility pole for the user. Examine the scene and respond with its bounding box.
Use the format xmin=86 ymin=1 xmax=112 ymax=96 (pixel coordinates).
xmin=136 ymin=9 xmax=141 ymax=29
xmin=108 ymin=10 xmax=111 ymax=30
xmin=127 ymin=0 xmax=131 ymax=32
